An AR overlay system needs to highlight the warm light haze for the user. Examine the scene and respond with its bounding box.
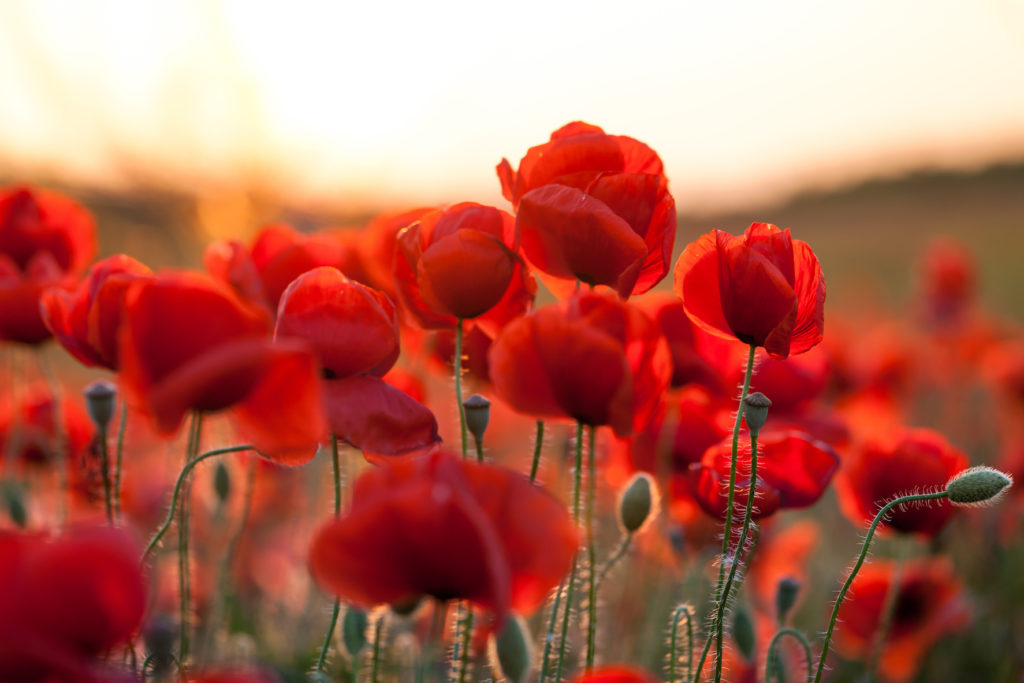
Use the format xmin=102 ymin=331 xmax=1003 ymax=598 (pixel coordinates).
xmin=1 ymin=0 xmax=1022 ymax=214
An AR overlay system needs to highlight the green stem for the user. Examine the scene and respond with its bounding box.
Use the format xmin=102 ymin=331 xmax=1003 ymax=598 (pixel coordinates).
xmin=813 ymin=491 xmax=950 ymax=683
xmin=370 ymin=610 xmax=385 ymax=683
xmin=97 ymin=424 xmax=114 ymax=525
xmin=863 ymin=546 xmax=908 ymax=682
xmin=473 ymin=435 xmax=485 ymax=463
xmin=315 ymin=436 xmax=344 ymax=673
xmin=114 ymin=398 xmax=127 ymax=523
xmin=454 ymin=317 xmax=468 ymax=459
xmin=766 ymin=628 xmax=813 ymax=683
xmin=713 ymin=430 xmax=760 ymax=683
xmin=141 ymin=442 xmax=256 ymax=563
xmin=694 ymin=344 xmax=757 ymax=682
xmin=585 ymin=426 xmax=597 ymax=670
xmin=178 ymin=413 xmax=202 ymax=667
xmin=538 ymin=576 xmax=566 ymax=683
xmin=594 ymin=533 xmax=633 ymax=591
xmin=456 ymin=605 xmax=475 ymax=683
xmin=670 ymin=604 xmax=695 ymax=683
xmin=529 ymin=420 xmax=545 ymax=482
xmin=554 ymin=421 xmax=586 ymax=681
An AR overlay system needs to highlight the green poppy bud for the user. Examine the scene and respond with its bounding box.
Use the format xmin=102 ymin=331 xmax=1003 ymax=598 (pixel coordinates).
xmin=743 ymin=392 xmax=772 ymax=436
xmin=489 ymin=613 xmax=532 ymax=683
xmin=617 ymin=472 xmax=659 ymax=533
xmin=945 ymin=466 xmax=1013 ymax=507
xmin=83 ymin=380 xmax=117 ymax=432
xmin=464 ymin=394 xmax=491 ymax=446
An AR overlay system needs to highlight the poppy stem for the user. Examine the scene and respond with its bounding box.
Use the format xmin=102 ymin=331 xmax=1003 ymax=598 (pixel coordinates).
xmin=863 ymin=543 xmax=908 ymax=682
xmin=455 ymin=317 xmax=468 ymax=459
xmin=713 ymin=430 xmax=760 ymax=683
xmin=315 ymin=436 xmax=344 ymax=673
xmin=694 ymin=343 xmax=756 ymax=682
xmin=97 ymin=419 xmax=114 ymax=526
xmin=538 ymin=573 xmax=566 ymax=682
xmin=813 ymin=490 xmax=950 ymax=683
xmin=370 ymin=609 xmax=385 ymax=683
xmin=594 ymin=533 xmax=633 ymax=592
xmin=554 ymin=421 xmax=586 ymax=681
xmin=529 ymin=420 xmax=545 ymax=482
xmin=765 ymin=627 xmax=812 ymax=683
xmin=114 ymin=398 xmax=127 ymax=524
xmin=455 ymin=605 xmax=475 ymax=683
xmin=670 ymin=603 xmax=695 ymax=683
xmin=178 ymin=412 xmax=203 ymax=668
xmin=585 ymin=425 xmax=598 ymax=670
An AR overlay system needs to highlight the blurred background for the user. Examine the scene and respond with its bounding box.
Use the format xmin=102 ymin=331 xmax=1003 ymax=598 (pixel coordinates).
xmin=1 ymin=0 xmax=1023 ymax=318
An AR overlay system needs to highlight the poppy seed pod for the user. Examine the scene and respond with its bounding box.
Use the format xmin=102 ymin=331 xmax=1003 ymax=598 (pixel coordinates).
xmin=743 ymin=391 xmax=772 ymax=436
xmin=617 ymin=472 xmax=658 ymax=533
xmin=731 ymin=607 xmax=756 ymax=662
xmin=83 ymin=380 xmax=117 ymax=432
xmin=489 ymin=613 xmax=532 ymax=683
xmin=945 ymin=466 xmax=1013 ymax=507
xmin=775 ymin=576 xmax=801 ymax=623
xmin=213 ymin=461 xmax=231 ymax=504
xmin=464 ymin=394 xmax=491 ymax=446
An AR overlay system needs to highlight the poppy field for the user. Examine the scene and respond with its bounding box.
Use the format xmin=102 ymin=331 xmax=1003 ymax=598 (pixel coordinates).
xmin=1 ymin=122 xmax=1022 ymax=683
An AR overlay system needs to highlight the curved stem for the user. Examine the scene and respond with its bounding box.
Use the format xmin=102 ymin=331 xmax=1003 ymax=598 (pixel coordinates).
xmin=114 ymin=398 xmax=127 ymax=524
xmin=670 ymin=604 xmax=695 ymax=683
xmin=595 ymin=533 xmax=633 ymax=591
xmin=454 ymin=317 xmax=468 ymax=459
xmin=714 ymin=431 xmax=759 ymax=682
xmin=766 ymin=628 xmax=813 ymax=683
xmin=141 ymin=443 xmax=256 ymax=563
xmin=813 ymin=491 xmax=949 ymax=683
xmin=694 ymin=344 xmax=757 ymax=682
xmin=585 ymin=425 xmax=598 ymax=670
xmin=538 ymin=575 xmax=566 ymax=683
xmin=863 ymin=545 xmax=908 ymax=681
xmin=529 ymin=420 xmax=545 ymax=482
xmin=315 ymin=436 xmax=344 ymax=673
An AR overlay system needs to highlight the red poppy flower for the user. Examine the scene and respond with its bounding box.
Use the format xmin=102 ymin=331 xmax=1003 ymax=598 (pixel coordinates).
xmin=566 ymin=666 xmax=661 ymax=683
xmin=309 ymin=450 xmax=577 ymax=620
xmin=359 ymin=207 xmax=434 ymax=297
xmin=835 ymin=428 xmax=967 ymax=537
xmin=0 ymin=186 xmax=96 ymax=344
xmin=691 ymin=430 xmax=839 ymax=520
xmin=635 ymin=293 xmax=731 ymax=392
xmin=0 ymin=525 xmax=145 ymax=683
xmin=40 ymin=254 xmax=153 ymax=370
xmin=119 ymin=271 xmax=326 ymax=464
xmin=488 ymin=290 xmax=671 ymax=438
xmin=833 ymin=558 xmax=970 ymax=683
xmin=394 ymin=202 xmax=531 ymax=326
xmin=497 ymin=121 xmax=676 ymax=297
xmin=673 ymin=222 xmax=825 ymax=359
xmin=275 ymin=266 xmax=439 ymax=455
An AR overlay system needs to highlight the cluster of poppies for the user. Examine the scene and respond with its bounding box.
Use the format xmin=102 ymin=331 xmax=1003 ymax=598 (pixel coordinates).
xmin=0 ymin=122 xmax=1019 ymax=682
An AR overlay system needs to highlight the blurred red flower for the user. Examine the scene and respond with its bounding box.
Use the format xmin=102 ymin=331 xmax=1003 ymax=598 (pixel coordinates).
xmin=357 ymin=207 xmax=433 ymax=298
xmin=566 ymin=666 xmax=661 ymax=683
xmin=0 ymin=186 xmax=96 ymax=344
xmin=394 ymin=202 xmax=533 ymax=326
xmin=275 ymin=266 xmax=439 ymax=455
xmin=835 ymin=428 xmax=967 ymax=537
xmin=673 ymin=222 xmax=825 ymax=359
xmin=0 ymin=525 xmax=145 ymax=682
xmin=691 ymin=430 xmax=839 ymax=520
xmin=488 ymin=290 xmax=671 ymax=438
xmin=40 ymin=254 xmax=153 ymax=370
xmin=497 ymin=121 xmax=676 ymax=297
xmin=309 ymin=450 xmax=577 ymax=620
xmin=119 ymin=271 xmax=326 ymax=464
xmin=833 ymin=558 xmax=970 ymax=683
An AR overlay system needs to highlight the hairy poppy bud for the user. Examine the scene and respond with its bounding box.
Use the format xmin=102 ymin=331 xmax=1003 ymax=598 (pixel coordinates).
xmin=618 ymin=472 xmax=658 ymax=533
xmin=213 ymin=461 xmax=231 ymax=504
xmin=731 ymin=607 xmax=756 ymax=662
xmin=775 ymin=575 xmax=801 ymax=623
xmin=83 ymin=380 xmax=117 ymax=432
xmin=489 ymin=613 xmax=532 ymax=683
xmin=945 ymin=466 xmax=1013 ymax=507
xmin=464 ymin=394 xmax=491 ymax=446
xmin=743 ymin=392 xmax=772 ymax=436
xmin=342 ymin=606 xmax=368 ymax=658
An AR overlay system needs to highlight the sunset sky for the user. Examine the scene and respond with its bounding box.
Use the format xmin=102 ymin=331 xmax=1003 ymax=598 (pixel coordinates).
xmin=1 ymin=0 xmax=1022 ymax=214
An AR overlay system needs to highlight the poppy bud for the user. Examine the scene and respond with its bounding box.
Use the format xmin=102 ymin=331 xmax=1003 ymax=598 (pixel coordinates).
xmin=775 ymin=575 xmax=801 ymax=623
xmin=489 ymin=613 xmax=532 ymax=683
xmin=342 ymin=606 xmax=368 ymax=658
xmin=214 ymin=461 xmax=231 ymax=504
xmin=945 ymin=466 xmax=1013 ymax=507
xmin=617 ymin=472 xmax=658 ymax=533
xmin=464 ymin=394 xmax=491 ymax=446
xmin=4 ymin=483 xmax=27 ymax=528
xmin=731 ymin=606 xmax=756 ymax=662
xmin=83 ymin=380 xmax=117 ymax=432
xmin=743 ymin=392 xmax=772 ymax=436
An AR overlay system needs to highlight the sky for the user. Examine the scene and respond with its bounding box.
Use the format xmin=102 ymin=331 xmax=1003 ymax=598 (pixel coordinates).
xmin=0 ymin=0 xmax=1022 ymax=214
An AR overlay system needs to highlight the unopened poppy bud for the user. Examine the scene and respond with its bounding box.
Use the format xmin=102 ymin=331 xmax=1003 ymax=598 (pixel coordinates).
xmin=775 ymin=575 xmax=801 ymax=623
xmin=342 ymin=606 xmax=368 ymax=657
xmin=743 ymin=392 xmax=772 ymax=435
xmin=945 ymin=466 xmax=1013 ymax=507
xmin=617 ymin=472 xmax=658 ymax=533
xmin=489 ymin=613 xmax=532 ymax=683
xmin=4 ymin=484 xmax=27 ymax=528
xmin=464 ymin=394 xmax=491 ymax=445
xmin=214 ymin=461 xmax=231 ymax=503
xmin=731 ymin=606 xmax=756 ymax=662
xmin=83 ymin=380 xmax=117 ymax=432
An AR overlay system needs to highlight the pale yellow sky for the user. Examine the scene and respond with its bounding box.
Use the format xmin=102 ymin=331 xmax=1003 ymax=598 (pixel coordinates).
xmin=1 ymin=0 xmax=1023 ymax=213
